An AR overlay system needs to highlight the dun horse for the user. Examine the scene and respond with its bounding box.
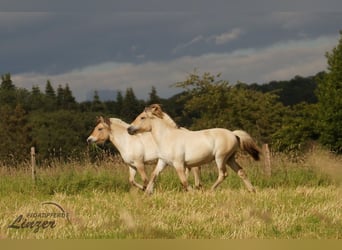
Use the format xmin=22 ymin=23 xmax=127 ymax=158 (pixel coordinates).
xmin=128 ymin=104 xmax=262 ymax=192
xmin=87 ymin=116 xmax=201 ymax=192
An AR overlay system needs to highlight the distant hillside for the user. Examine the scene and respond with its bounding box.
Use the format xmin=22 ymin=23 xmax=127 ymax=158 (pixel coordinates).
xmin=245 ymin=73 xmax=323 ymax=106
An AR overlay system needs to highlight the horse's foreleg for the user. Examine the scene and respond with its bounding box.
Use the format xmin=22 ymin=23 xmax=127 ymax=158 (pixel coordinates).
xmin=128 ymin=166 xmax=145 ymax=190
xmin=211 ymin=157 xmax=228 ymax=190
xmin=145 ymin=159 xmax=166 ymax=195
xmin=227 ymin=157 xmax=256 ymax=193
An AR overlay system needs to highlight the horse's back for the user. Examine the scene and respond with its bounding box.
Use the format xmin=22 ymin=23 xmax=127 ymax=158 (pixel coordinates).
xmin=202 ymin=128 xmax=238 ymax=152
xmin=171 ymin=128 xmax=238 ymax=164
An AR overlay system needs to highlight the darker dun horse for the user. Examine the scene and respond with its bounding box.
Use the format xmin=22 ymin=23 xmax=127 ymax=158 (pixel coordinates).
xmin=128 ymin=104 xmax=262 ymax=193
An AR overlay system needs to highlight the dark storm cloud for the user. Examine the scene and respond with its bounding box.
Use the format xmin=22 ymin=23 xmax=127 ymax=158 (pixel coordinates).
xmin=1 ymin=0 xmax=342 ymax=100
xmin=2 ymin=9 xmax=340 ymax=74
xmin=2 ymin=0 xmax=342 ymax=12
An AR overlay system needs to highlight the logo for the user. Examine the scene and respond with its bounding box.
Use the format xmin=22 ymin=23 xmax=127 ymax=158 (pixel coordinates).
xmin=8 ymin=201 xmax=70 ymax=233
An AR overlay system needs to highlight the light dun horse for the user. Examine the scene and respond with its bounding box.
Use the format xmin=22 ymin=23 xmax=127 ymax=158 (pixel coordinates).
xmin=87 ymin=116 xmax=201 ymax=192
xmin=128 ymin=104 xmax=262 ymax=192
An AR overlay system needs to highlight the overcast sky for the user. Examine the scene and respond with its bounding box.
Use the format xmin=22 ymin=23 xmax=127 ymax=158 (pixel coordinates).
xmin=1 ymin=0 xmax=342 ymax=101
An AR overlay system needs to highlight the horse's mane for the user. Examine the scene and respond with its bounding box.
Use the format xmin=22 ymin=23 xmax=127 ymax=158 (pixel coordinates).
xmin=109 ymin=118 xmax=130 ymax=128
xmin=146 ymin=104 xmax=179 ymax=128
xmin=161 ymin=112 xmax=179 ymax=128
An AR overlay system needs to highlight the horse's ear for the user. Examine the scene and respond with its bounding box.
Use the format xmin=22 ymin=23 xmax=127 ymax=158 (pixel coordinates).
xmin=96 ymin=116 xmax=105 ymax=123
xmin=147 ymin=104 xmax=163 ymax=118
xmin=104 ymin=117 xmax=111 ymax=127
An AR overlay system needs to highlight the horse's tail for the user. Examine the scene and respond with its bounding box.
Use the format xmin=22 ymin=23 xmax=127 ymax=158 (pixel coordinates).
xmin=232 ymin=130 xmax=262 ymax=161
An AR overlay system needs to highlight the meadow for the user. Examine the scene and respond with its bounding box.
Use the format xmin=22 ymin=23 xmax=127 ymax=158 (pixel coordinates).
xmin=0 ymin=148 xmax=341 ymax=239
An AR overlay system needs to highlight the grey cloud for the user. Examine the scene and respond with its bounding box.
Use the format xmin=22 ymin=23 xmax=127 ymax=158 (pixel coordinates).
xmin=12 ymin=35 xmax=337 ymax=101
xmin=1 ymin=1 xmax=342 ymax=102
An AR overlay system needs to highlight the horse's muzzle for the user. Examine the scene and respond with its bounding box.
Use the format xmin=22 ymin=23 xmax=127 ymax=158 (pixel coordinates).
xmin=87 ymin=137 xmax=96 ymax=144
xmin=127 ymin=126 xmax=137 ymax=135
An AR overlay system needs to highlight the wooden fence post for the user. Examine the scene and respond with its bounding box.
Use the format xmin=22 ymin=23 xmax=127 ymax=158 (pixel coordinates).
xmin=31 ymin=147 xmax=36 ymax=183
xmin=263 ymin=144 xmax=271 ymax=177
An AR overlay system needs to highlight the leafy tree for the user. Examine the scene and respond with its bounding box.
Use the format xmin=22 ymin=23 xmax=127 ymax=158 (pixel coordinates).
xmin=174 ymin=71 xmax=229 ymax=128
xmin=174 ymin=71 xmax=286 ymax=143
xmin=225 ymin=86 xmax=286 ymax=143
xmin=272 ymin=103 xmax=319 ymax=152
xmin=316 ymin=32 xmax=342 ymax=153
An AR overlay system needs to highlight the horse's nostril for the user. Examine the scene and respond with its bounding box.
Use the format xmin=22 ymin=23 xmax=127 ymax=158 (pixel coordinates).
xmin=87 ymin=137 xmax=95 ymax=144
xmin=127 ymin=126 xmax=136 ymax=135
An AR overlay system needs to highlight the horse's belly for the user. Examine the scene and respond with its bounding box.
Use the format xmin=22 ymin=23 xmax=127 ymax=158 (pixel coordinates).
xmin=184 ymin=152 xmax=214 ymax=166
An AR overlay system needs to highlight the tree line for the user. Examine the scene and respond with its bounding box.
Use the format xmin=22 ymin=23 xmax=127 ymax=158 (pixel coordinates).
xmin=1 ymin=33 xmax=341 ymax=165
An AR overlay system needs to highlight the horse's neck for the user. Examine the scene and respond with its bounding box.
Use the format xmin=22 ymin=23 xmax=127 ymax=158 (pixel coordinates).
xmin=108 ymin=122 xmax=130 ymax=152
xmin=151 ymin=118 xmax=175 ymax=144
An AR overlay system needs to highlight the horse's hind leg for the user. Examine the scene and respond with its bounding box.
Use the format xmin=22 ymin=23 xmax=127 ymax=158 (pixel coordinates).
xmin=211 ymin=157 xmax=228 ymax=190
xmin=185 ymin=166 xmax=202 ymax=189
xmin=227 ymin=156 xmax=256 ymax=193
xmin=174 ymin=163 xmax=191 ymax=192
xmin=135 ymin=163 xmax=149 ymax=190
xmin=192 ymin=167 xmax=202 ymax=189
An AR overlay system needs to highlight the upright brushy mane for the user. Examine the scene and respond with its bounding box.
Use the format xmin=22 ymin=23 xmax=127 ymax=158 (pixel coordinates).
xmin=146 ymin=104 xmax=179 ymax=128
xmin=97 ymin=116 xmax=111 ymax=128
xmin=110 ymin=118 xmax=129 ymax=128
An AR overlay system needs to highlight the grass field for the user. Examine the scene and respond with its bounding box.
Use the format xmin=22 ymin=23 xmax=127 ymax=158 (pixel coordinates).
xmin=0 ymin=148 xmax=341 ymax=239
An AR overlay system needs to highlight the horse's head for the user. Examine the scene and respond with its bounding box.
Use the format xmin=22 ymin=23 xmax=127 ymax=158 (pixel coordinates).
xmin=127 ymin=105 xmax=161 ymax=135
xmin=127 ymin=111 xmax=151 ymax=135
xmin=87 ymin=116 xmax=111 ymax=144
xmin=128 ymin=104 xmax=178 ymax=135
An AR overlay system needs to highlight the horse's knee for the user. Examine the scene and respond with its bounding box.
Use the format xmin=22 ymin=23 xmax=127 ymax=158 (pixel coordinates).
xmin=129 ymin=178 xmax=135 ymax=186
xmin=237 ymin=169 xmax=247 ymax=178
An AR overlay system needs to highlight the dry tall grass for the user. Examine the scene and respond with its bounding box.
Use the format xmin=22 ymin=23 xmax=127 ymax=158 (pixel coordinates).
xmin=0 ymin=148 xmax=341 ymax=239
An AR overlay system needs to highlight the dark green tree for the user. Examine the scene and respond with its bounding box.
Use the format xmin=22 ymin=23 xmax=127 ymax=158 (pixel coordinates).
xmin=0 ymin=73 xmax=16 ymax=107
xmin=29 ymin=86 xmax=45 ymax=111
xmin=30 ymin=111 xmax=89 ymax=160
xmin=113 ymin=91 xmax=124 ymax=116
xmin=120 ymin=88 xmax=142 ymax=122
xmin=147 ymin=86 xmax=161 ymax=105
xmin=56 ymin=84 xmax=77 ymax=110
xmin=0 ymin=104 xmax=30 ymax=163
xmin=1 ymin=73 xmax=14 ymax=90
xmin=91 ymin=90 xmax=106 ymax=112
xmin=316 ymin=32 xmax=342 ymax=153
xmin=44 ymin=80 xmax=57 ymax=111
